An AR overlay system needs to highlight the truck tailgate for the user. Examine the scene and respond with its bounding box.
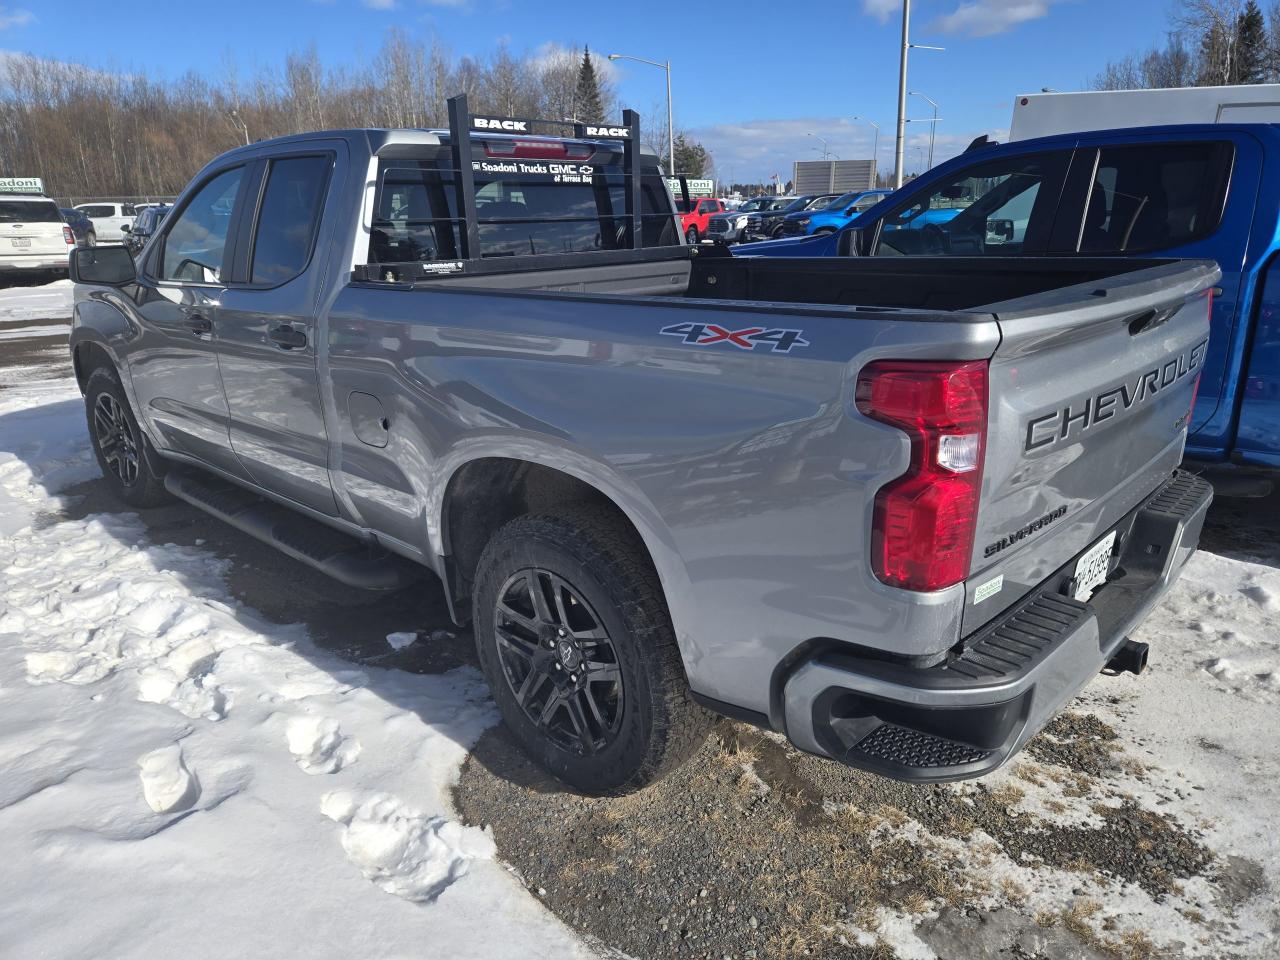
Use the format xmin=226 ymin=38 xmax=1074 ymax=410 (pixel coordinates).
xmin=964 ymin=260 xmax=1219 ymax=633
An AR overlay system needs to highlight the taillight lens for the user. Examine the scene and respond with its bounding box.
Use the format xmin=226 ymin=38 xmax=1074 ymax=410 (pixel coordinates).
xmin=856 ymin=359 xmax=989 ymax=592
xmin=63 ymin=225 xmax=75 ymax=245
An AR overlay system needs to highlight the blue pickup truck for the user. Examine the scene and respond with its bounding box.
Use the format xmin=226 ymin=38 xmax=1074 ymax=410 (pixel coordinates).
xmin=738 ymin=124 xmax=1280 ymax=469
xmin=774 ymin=188 xmax=894 ymax=237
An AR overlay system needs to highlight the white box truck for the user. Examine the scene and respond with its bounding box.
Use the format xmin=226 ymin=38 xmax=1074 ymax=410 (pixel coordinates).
xmin=1009 ymin=83 xmax=1280 ymax=141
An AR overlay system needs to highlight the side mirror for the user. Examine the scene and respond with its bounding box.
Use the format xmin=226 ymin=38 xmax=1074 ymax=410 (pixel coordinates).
xmin=986 ymin=219 xmax=1015 ymax=244
xmin=70 ymin=245 xmax=136 ymax=286
xmin=121 ymin=225 xmax=130 ymax=233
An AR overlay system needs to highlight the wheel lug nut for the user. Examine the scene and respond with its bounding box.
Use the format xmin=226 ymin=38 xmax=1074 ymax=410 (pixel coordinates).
xmin=554 ymin=663 xmax=561 ymax=670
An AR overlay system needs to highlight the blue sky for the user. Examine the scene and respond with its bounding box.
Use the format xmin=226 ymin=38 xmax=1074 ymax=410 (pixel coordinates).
xmin=5 ymin=0 xmax=1171 ymax=181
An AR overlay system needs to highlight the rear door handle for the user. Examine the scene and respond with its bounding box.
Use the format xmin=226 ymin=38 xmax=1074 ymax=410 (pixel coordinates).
xmin=268 ymin=324 xmax=307 ymax=350
xmin=185 ymin=314 xmax=212 ymax=335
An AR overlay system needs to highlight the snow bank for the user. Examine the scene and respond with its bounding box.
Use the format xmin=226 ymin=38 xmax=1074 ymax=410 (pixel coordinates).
xmin=0 ymin=283 xmax=590 ymax=958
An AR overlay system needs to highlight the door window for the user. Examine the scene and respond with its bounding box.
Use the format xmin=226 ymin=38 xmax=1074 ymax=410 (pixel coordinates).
xmin=161 ymin=167 xmax=244 ymax=283
xmin=1074 ymin=142 xmax=1233 ymax=254
xmin=872 ymin=151 xmax=1068 ymax=256
xmin=78 ymin=204 xmax=114 ymax=218
xmin=249 ymin=155 xmax=331 ymax=284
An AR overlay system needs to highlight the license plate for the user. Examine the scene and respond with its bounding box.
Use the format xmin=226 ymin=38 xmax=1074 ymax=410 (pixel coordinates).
xmin=10 ymin=238 xmax=30 ymax=248
xmin=1073 ymin=530 xmax=1117 ymax=601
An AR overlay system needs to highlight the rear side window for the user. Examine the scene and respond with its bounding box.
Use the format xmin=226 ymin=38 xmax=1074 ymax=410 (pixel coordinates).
xmin=249 ymin=155 xmax=330 ymax=284
xmin=0 ymin=201 xmax=60 ymax=223
xmin=873 ymin=151 xmax=1069 ymax=256
xmin=1075 ymin=142 xmax=1233 ymax=254
xmin=78 ymin=204 xmax=115 ymax=218
xmin=369 ymin=158 xmax=679 ymax=264
xmin=161 ymin=166 xmax=244 ymax=283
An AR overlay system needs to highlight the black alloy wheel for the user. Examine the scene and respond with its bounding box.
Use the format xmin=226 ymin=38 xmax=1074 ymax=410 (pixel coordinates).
xmin=493 ymin=567 xmax=624 ymax=755
xmin=93 ymin=391 xmax=140 ymax=487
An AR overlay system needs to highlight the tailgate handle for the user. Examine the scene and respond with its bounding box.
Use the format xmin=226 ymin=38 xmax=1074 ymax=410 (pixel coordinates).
xmin=1127 ymin=306 xmax=1177 ymax=336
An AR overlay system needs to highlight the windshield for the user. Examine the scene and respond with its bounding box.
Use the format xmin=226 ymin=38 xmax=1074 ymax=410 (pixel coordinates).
xmin=828 ymin=192 xmax=860 ymax=208
xmin=738 ymin=197 xmax=771 ymax=212
xmin=806 ymin=196 xmax=839 ymax=210
xmin=0 ymin=200 xmax=60 ymax=223
xmin=781 ymin=197 xmax=810 ymax=212
xmin=766 ymin=198 xmax=795 ymax=211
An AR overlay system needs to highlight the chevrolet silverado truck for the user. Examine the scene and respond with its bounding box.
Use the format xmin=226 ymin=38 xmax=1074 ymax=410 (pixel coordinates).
xmin=68 ymin=97 xmax=1217 ymax=796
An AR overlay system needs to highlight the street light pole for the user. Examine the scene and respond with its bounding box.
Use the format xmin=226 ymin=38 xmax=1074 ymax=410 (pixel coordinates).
xmin=231 ymin=109 xmax=249 ymax=146
xmin=807 ymin=133 xmax=829 ymax=160
xmin=894 ymin=0 xmax=910 ymax=189
xmin=910 ymin=91 xmax=938 ymax=169
xmin=608 ymin=53 xmax=673 ymax=176
xmin=852 ymin=116 xmax=880 ymax=186
xmin=893 ymin=2 xmax=944 ymax=188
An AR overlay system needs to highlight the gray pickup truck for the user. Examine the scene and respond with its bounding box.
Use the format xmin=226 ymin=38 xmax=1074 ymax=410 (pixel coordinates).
xmin=68 ymin=98 xmax=1217 ymax=795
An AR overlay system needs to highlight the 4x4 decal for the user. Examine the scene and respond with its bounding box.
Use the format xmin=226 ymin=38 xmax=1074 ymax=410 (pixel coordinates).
xmin=659 ymin=322 xmax=810 ymax=353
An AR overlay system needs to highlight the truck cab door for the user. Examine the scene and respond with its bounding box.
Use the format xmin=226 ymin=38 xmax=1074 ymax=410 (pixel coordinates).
xmin=127 ymin=164 xmax=252 ymax=480
xmin=1046 ymin=131 xmax=1258 ymax=455
xmin=214 ymin=147 xmax=344 ymax=516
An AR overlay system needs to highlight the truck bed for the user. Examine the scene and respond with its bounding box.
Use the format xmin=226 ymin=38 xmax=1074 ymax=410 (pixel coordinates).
xmin=403 ymin=248 xmax=1177 ymax=315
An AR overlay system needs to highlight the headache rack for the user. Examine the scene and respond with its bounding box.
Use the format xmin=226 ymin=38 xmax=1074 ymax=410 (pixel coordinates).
xmin=352 ymin=94 xmax=697 ymax=283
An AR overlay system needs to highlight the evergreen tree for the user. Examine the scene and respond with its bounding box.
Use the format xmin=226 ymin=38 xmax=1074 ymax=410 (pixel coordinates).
xmin=671 ymin=134 xmax=712 ymax=177
xmin=1236 ymin=0 xmax=1268 ymax=82
xmin=573 ymin=47 xmax=605 ymax=123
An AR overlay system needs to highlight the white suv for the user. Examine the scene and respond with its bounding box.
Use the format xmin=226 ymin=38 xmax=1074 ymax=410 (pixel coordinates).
xmin=73 ymin=202 xmax=136 ymax=244
xmin=1 ymin=196 xmax=75 ymax=278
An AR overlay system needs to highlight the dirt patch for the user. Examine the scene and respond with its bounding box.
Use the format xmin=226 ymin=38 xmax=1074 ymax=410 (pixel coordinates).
xmin=455 ymin=713 xmax=1235 ymax=960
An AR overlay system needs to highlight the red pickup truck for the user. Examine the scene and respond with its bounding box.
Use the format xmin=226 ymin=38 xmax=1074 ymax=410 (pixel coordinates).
xmin=675 ymin=197 xmax=725 ymax=244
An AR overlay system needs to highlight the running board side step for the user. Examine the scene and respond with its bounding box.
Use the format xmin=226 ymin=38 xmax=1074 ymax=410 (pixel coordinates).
xmin=164 ymin=469 xmax=421 ymax=592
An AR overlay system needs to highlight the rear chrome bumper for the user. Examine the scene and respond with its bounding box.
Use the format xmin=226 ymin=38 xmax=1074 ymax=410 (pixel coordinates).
xmin=781 ymin=470 xmax=1213 ymax=783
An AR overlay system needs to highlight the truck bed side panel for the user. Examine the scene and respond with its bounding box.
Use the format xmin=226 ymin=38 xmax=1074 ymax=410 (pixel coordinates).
xmin=323 ymin=286 xmax=999 ymax=714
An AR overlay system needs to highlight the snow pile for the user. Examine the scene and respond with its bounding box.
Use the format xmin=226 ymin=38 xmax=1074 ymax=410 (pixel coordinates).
xmin=0 ymin=284 xmax=592 ymax=958
xmin=0 ymin=277 xmax=72 ymax=323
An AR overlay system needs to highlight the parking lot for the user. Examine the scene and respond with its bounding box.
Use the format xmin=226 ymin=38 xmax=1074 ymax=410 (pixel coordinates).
xmin=2 ymin=280 xmax=1275 ymax=959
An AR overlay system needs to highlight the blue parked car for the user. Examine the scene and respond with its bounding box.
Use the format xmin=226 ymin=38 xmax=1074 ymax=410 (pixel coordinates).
xmin=735 ymin=124 xmax=1280 ymax=471
xmin=775 ymin=188 xmax=893 ymax=238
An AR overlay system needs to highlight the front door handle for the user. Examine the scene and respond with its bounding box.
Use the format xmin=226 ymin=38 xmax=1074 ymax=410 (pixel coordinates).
xmin=268 ymin=324 xmax=307 ymax=350
xmin=185 ymin=314 xmax=212 ymax=335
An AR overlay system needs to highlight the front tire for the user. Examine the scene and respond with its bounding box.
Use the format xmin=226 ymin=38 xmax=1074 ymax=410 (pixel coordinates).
xmin=685 ymin=226 xmax=699 ymax=245
xmin=473 ymin=507 xmax=711 ymax=795
xmin=85 ymin=366 xmax=169 ymax=508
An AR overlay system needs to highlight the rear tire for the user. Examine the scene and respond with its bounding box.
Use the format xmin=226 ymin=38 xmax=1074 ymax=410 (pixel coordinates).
xmin=685 ymin=226 xmax=699 ymax=245
xmin=473 ymin=506 xmax=712 ymax=795
xmin=86 ymin=231 xmax=97 ymax=247
xmin=85 ymin=366 xmax=169 ymax=509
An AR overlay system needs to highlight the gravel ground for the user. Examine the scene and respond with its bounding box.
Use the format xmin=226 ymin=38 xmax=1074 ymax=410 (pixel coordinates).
xmin=453 ymin=709 xmax=1262 ymax=960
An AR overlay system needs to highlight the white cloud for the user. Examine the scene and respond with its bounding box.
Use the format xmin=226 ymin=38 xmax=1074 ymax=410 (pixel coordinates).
xmin=862 ymin=0 xmax=1057 ymax=36
xmin=530 ymin=42 xmax=619 ymax=82
xmin=0 ymin=6 xmax=33 ymax=29
xmin=933 ymin=0 xmax=1056 ymax=37
xmin=861 ymin=0 xmax=899 ymax=22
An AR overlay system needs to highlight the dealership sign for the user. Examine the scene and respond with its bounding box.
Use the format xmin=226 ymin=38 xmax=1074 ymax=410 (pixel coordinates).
xmin=0 ymin=177 xmax=44 ymax=194
xmin=666 ymin=178 xmax=715 ymax=198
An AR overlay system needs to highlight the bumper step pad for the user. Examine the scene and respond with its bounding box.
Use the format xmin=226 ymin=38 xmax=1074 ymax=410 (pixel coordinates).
xmin=854 ymin=723 xmax=992 ymax=769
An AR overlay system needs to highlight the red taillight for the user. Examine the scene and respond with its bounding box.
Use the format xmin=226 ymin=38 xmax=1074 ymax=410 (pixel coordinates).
xmin=484 ymin=139 xmax=593 ymax=160
xmin=63 ymin=225 xmax=75 ymax=245
xmin=856 ymin=359 xmax=989 ymax=592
